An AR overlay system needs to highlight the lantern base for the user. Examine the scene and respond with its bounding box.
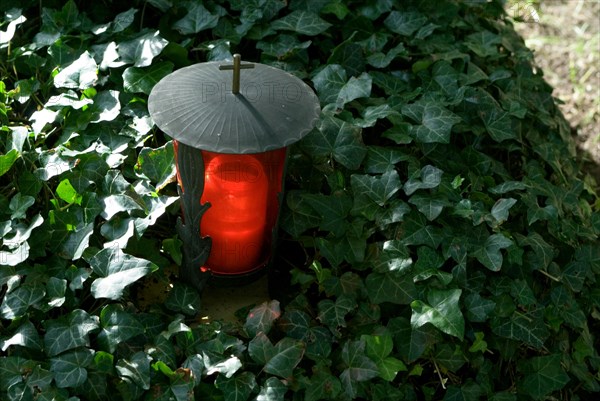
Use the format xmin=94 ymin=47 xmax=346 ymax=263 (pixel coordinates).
xmin=206 ymin=263 xmax=269 ymax=287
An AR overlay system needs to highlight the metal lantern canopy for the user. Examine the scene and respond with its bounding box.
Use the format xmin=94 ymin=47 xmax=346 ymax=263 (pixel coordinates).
xmin=148 ymin=54 xmax=320 ymax=289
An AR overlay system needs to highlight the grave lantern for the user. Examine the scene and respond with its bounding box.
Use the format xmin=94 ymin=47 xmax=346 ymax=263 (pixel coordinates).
xmin=148 ymin=54 xmax=320 ymax=289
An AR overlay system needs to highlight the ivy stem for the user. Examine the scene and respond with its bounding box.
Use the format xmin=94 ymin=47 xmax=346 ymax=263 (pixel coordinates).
xmin=538 ymin=269 xmax=560 ymax=282
xmin=432 ymin=358 xmax=447 ymax=390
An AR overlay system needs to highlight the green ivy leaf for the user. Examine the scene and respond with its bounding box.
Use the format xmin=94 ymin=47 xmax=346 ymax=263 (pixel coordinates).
xmin=312 ymin=64 xmax=347 ymax=105
xmin=117 ymin=30 xmax=168 ymax=67
xmin=53 ymin=51 xmax=98 ymax=89
xmin=465 ymin=30 xmax=501 ymax=58
xmin=336 ymin=72 xmax=372 ymax=108
xmin=256 ymin=34 xmax=311 ymax=58
xmin=409 ymin=193 xmax=449 ymax=221
xmin=302 ymin=114 xmax=366 ymax=170
xmin=0 ymin=149 xmax=19 ymax=177
xmin=341 ymin=340 xmax=379 ymax=382
xmin=491 ymin=308 xmax=549 ymax=349
xmin=407 ymin=102 xmax=461 ymax=144
xmin=116 ymin=351 xmax=152 ymax=390
xmin=305 ymin=371 xmax=342 ymax=401
xmin=135 ymin=142 xmax=176 ymax=190
xmin=44 ymin=309 xmax=100 ymax=357
xmin=401 ymin=211 xmax=444 ymax=249
xmin=0 ymin=282 xmax=46 ymax=319
xmin=490 ymin=198 xmax=517 ymax=224
xmin=263 ymin=337 xmax=305 ymax=379
xmin=365 ymin=271 xmax=417 ymax=305
xmin=123 ymin=61 xmax=174 ymax=95
xmin=244 ymin=300 xmax=281 ymax=337
xmin=304 ymin=193 xmax=352 ymax=237
xmin=280 ymin=190 xmax=320 ymax=237
xmin=50 ymin=348 xmax=94 ymax=388
xmin=443 ymin=381 xmax=483 ymax=401
xmin=97 ymin=304 xmax=144 ymax=353
xmin=248 ymin=332 xmax=275 ymax=365
xmin=518 ymin=354 xmax=571 ymax=399
xmin=165 ymin=283 xmax=202 ymax=316
xmin=0 ymin=320 xmax=43 ymax=352
xmin=411 ymin=289 xmax=465 ymax=340
xmin=56 ymin=178 xmax=82 ymax=205
xmin=89 ymin=247 xmax=159 ymax=300
xmin=384 ymin=11 xmax=427 ymax=36
xmin=271 ymin=11 xmax=331 ymax=36
xmin=317 ymin=294 xmax=357 ymax=330
xmin=351 ymin=169 xmax=401 ymax=207
xmin=216 ymin=371 xmax=257 ymax=401
xmin=173 ymin=3 xmax=219 ymax=34
xmin=403 ymin=165 xmax=443 ymax=195
xmin=473 ymin=234 xmax=513 ymax=272
xmin=464 ymin=293 xmax=496 ymax=322
xmin=9 ymin=193 xmax=35 ymax=219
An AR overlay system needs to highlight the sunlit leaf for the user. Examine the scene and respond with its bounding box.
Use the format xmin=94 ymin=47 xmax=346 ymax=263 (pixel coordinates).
xmin=53 ymin=51 xmax=98 ymax=89
xmin=89 ymin=247 xmax=158 ymax=300
xmin=123 ymin=61 xmax=174 ymax=95
xmin=411 ymin=289 xmax=465 ymax=339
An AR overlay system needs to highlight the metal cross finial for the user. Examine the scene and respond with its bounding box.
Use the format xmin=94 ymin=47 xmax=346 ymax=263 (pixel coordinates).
xmin=219 ymin=54 xmax=255 ymax=95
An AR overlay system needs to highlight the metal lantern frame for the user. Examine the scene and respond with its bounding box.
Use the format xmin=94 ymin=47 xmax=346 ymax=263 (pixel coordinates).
xmin=148 ymin=54 xmax=320 ymax=290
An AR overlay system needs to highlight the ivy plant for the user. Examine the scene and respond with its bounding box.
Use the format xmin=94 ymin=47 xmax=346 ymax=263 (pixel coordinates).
xmin=1 ymin=0 xmax=599 ymax=400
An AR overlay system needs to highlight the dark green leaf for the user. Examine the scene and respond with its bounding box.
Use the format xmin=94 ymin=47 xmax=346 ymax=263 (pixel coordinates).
xmin=518 ymin=354 xmax=570 ymax=399
xmin=304 ymin=193 xmax=352 ymax=236
xmin=464 ymin=293 xmax=496 ymax=322
xmin=97 ymin=304 xmax=144 ymax=353
xmin=244 ymin=300 xmax=281 ymax=337
xmin=173 ymin=3 xmax=219 ymax=34
xmin=407 ymin=102 xmax=461 ymax=144
xmin=351 ymin=169 xmax=401 ymax=207
xmin=216 ymin=371 xmax=257 ymax=401
xmin=490 ymin=198 xmax=517 ymax=223
xmin=491 ymin=309 xmax=549 ymax=349
xmin=336 ymin=72 xmax=372 ymax=108
xmin=384 ymin=11 xmax=427 ymax=36
xmin=271 ymin=11 xmax=331 ymax=35
xmin=409 ymin=193 xmax=448 ymax=221
xmin=317 ymin=294 xmax=357 ymax=330
xmin=263 ymin=337 xmax=305 ymax=379
xmin=302 ymin=114 xmax=366 ymax=170
xmin=305 ymin=371 xmax=342 ymax=401
xmin=165 ymin=283 xmax=202 ymax=316
xmin=403 ymin=165 xmax=443 ymax=195
xmin=366 ymin=271 xmax=417 ymax=305
xmin=256 ymin=34 xmax=311 ymax=58
xmin=341 ymin=340 xmax=379 ymax=381
xmin=473 ymin=234 xmax=513 ymax=271
xmin=312 ymin=64 xmax=347 ymax=105
xmin=50 ymin=348 xmax=94 ymax=388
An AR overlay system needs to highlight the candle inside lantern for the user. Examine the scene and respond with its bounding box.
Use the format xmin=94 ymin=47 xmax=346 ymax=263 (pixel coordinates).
xmin=200 ymin=153 xmax=268 ymax=273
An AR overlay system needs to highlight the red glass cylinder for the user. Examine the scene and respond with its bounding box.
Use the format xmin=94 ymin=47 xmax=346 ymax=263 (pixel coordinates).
xmin=173 ymin=141 xmax=287 ymax=276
